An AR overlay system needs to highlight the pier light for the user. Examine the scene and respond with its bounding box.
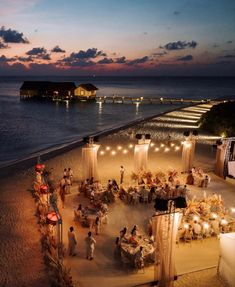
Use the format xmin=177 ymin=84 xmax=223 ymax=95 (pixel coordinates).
xmin=155 ymin=147 xmax=159 ymax=152
xmin=123 ymin=149 xmax=128 ymax=154
xmin=100 ymin=151 xmax=105 ymax=155
xmin=129 ymin=144 xmax=134 ymax=148
xmin=160 ymin=97 xmax=163 ymax=101
xmin=106 ymin=146 xmax=110 ymax=151
xmin=111 ymin=151 xmax=116 ymax=156
xmin=117 ymin=146 xmax=122 ymax=150
xmin=140 ymin=97 xmax=143 ymax=100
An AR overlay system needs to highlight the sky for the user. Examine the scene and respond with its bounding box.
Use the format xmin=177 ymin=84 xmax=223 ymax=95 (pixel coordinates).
xmin=0 ymin=0 xmax=235 ymax=76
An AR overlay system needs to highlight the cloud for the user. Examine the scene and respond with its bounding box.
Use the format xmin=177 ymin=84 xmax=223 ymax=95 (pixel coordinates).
xmin=153 ymin=51 xmax=167 ymax=57
xmin=220 ymin=54 xmax=235 ymax=58
xmin=227 ymin=40 xmax=233 ymax=44
xmin=0 ymin=40 xmax=8 ymax=49
xmin=17 ymin=56 xmax=33 ymax=62
xmin=64 ymin=48 xmax=106 ymax=62
xmin=51 ymin=45 xmax=65 ymax=53
xmin=68 ymin=60 xmax=96 ymax=67
xmin=177 ymin=55 xmax=193 ymax=61
xmin=26 ymin=47 xmax=47 ymax=55
xmin=161 ymin=41 xmax=197 ymax=50
xmin=115 ymin=56 xmax=126 ymax=64
xmin=173 ymin=11 xmax=180 ymax=15
xmin=0 ymin=26 xmax=29 ymax=43
xmin=97 ymin=57 xmax=113 ymax=64
xmin=127 ymin=56 xmax=149 ymax=66
xmin=0 ymin=55 xmax=16 ymax=62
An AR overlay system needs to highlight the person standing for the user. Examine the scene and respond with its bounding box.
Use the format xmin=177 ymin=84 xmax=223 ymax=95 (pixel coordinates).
xmin=68 ymin=226 xmax=77 ymax=256
xmin=85 ymin=231 xmax=96 ymax=260
xmin=120 ymin=166 xmax=125 ymax=184
xmin=67 ymin=167 xmax=74 ymax=185
xmin=63 ymin=168 xmax=67 ymax=177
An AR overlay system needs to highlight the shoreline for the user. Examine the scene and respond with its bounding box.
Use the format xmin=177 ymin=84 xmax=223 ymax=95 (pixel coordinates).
xmin=0 ymin=102 xmax=202 ymax=178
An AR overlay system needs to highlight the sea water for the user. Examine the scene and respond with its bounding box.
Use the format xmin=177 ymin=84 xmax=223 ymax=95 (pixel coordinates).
xmin=0 ymin=76 xmax=234 ymax=167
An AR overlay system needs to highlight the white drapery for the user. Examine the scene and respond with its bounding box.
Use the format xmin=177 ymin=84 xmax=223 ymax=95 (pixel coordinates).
xmin=218 ymin=233 xmax=235 ymax=287
xmin=215 ymin=142 xmax=228 ymax=178
xmin=81 ymin=144 xmax=100 ymax=181
xmin=182 ymin=137 xmax=196 ymax=173
xmin=134 ymin=142 xmax=150 ymax=172
xmin=153 ymin=212 xmax=182 ymax=287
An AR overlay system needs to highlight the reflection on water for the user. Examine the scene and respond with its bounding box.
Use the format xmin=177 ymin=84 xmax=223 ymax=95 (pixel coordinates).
xmin=98 ymin=102 xmax=103 ymax=115
xmin=135 ymin=102 xmax=140 ymax=116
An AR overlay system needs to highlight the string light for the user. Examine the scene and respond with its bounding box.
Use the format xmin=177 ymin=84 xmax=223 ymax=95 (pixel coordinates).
xmin=106 ymin=146 xmax=110 ymax=151
xmin=111 ymin=151 xmax=116 ymax=156
xmin=164 ymin=147 xmax=170 ymax=152
xmin=160 ymin=143 xmax=165 ymax=147
xmin=221 ymin=219 xmax=228 ymax=225
xmin=150 ymin=143 xmax=155 ymax=147
xmin=203 ymin=222 xmax=209 ymax=229
xmin=117 ymin=146 xmax=122 ymax=150
xmin=170 ymin=143 xmax=175 ymax=147
xmin=100 ymin=151 xmax=105 ymax=155
xmin=123 ymin=149 xmax=128 ymax=154
xmin=129 ymin=144 xmax=134 ymax=148
xmin=211 ymin=213 xmax=218 ymax=219
xmin=175 ymin=146 xmax=180 ymax=151
xmin=231 ymin=207 xmax=235 ymax=213
xmin=155 ymin=147 xmax=159 ymax=152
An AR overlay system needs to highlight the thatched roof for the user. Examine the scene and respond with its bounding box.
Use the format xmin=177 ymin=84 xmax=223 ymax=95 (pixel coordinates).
xmin=77 ymin=83 xmax=98 ymax=91
xmin=20 ymin=81 xmax=76 ymax=90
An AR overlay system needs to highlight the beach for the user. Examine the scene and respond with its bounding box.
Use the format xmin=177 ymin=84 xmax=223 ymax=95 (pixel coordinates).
xmin=1 ymin=102 xmax=235 ymax=287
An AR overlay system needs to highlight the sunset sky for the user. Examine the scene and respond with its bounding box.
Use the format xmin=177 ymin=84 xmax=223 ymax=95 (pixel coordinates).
xmin=0 ymin=0 xmax=235 ymax=76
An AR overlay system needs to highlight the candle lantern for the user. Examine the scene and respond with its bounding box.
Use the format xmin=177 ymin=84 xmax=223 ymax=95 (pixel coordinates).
xmin=47 ymin=211 xmax=60 ymax=226
xmin=40 ymin=184 xmax=49 ymax=194
xmin=35 ymin=164 xmax=45 ymax=172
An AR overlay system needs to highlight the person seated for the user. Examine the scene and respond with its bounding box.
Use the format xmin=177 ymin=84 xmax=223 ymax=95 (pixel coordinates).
xmin=74 ymin=204 xmax=84 ymax=221
xmin=119 ymin=186 xmax=126 ymax=200
xmin=186 ymin=171 xmax=194 ymax=185
xmin=129 ymin=235 xmax=138 ymax=246
xmin=112 ymin=179 xmax=119 ymax=191
xmin=134 ymin=246 xmax=144 ymax=269
xmin=120 ymin=227 xmax=128 ymax=241
xmin=148 ymin=187 xmax=155 ymax=203
xmin=165 ymin=184 xmax=171 ymax=196
xmin=89 ymin=177 xmax=94 ymax=185
xmin=131 ymin=225 xmax=139 ymax=237
xmin=201 ymin=175 xmax=209 ymax=188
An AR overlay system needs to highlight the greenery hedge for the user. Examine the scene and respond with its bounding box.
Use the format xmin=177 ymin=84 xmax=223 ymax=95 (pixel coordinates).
xmin=199 ymin=101 xmax=235 ymax=137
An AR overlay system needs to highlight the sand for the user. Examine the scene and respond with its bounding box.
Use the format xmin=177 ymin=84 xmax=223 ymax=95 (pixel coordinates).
xmin=1 ymin=102 xmax=234 ymax=287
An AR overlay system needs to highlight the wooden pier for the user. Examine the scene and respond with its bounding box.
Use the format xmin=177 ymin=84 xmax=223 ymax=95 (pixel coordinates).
xmin=96 ymin=96 xmax=211 ymax=105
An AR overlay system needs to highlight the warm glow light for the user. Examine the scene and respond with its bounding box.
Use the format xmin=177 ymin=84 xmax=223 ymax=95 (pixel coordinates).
xmin=123 ymin=149 xmax=128 ymax=154
xmin=155 ymin=147 xmax=159 ymax=152
xmin=203 ymin=223 xmax=209 ymax=229
xmin=160 ymin=97 xmax=163 ymax=101
xmin=135 ymin=147 xmax=139 ymax=152
xmin=193 ymin=215 xmax=199 ymax=222
xmin=111 ymin=151 xmax=116 ymax=156
xmin=221 ymin=219 xmax=228 ymax=225
xmin=231 ymin=207 xmax=235 ymax=213
xmin=221 ymin=132 xmax=226 ymax=138
xmin=212 ymin=213 xmax=218 ymax=219
xmin=100 ymin=151 xmax=105 ymax=155
xmin=170 ymin=143 xmax=175 ymax=147
xmin=150 ymin=143 xmax=155 ymax=147
xmin=117 ymin=146 xmax=122 ymax=150
xmin=185 ymin=142 xmax=191 ymax=148
xmin=175 ymin=146 xmax=180 ymax=151
xmin=106 ymin=146 xmax=110 ymax=151
xmin=164 ymin=147 xmax=169 ymax=152
xmin=160 ymin=143 xmax=165 ymax=147
xmin=184 ymin=223 xmax=189 ymax=229
xmin=129 ymin=144 xmax=134 ymax=148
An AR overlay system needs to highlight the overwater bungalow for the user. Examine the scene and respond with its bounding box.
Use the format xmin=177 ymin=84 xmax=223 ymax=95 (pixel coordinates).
xmin=74 ymin=83 xmax=98 ymax=101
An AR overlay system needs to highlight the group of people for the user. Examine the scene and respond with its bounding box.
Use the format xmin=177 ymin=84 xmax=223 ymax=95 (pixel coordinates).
xmin=68 ymin=227 xmax=96 ymax=260
xmin=186 ymin=167 xmax=210 ymax=188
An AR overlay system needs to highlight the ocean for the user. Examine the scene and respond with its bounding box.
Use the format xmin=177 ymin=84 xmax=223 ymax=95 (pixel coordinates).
xmin=0 ymin=76 xmax=235 ymax=168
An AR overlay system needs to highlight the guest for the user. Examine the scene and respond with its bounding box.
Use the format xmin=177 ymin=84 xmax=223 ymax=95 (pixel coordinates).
xmin=85 ymin=231 xmax=96 ymax=260
xmin=202 ymin=175 xmax=209 ymax=188
xmin=120 ymin=227 xmax=128 ymax=240
xmin=148 ymin=186 xmax=155 ymax=203
xmin=74 ymin=204 xmax=84 ymax=221
xmin=90 ymin=177 xmax=94 ymax=185
xmin=67 ymin=167 xmax=74 ymax=185
xmin=65 ymin=176 xmax=71 ymax=194
xmin=114 ymin=237 xmax=121 ymax=260
xmin=186 ymin=171 xmax=194 ymax=185
xmin=120 ymin=166 xmax=125 ymax=184
xmin=90 ymin=189 xmax=95 ymax=203
xmin=63 ymin=168 xmax=67 ymax=178
xmin=107 ymin=180 xmax=112 ymax=191
xmin=59 ymin=176 xmax=67 ymax=208
xmin=68 ymin=226 xmax=77 ymax=256
xmin=134 ymin=246 xmax=144 ymax=269
xmin=192 ymin=221 xmax=202 ymax=238
xmin=131 ymin=225 xmax=138 ymax=236
xmin=94 ymin=216 xmax=101 ymax=235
